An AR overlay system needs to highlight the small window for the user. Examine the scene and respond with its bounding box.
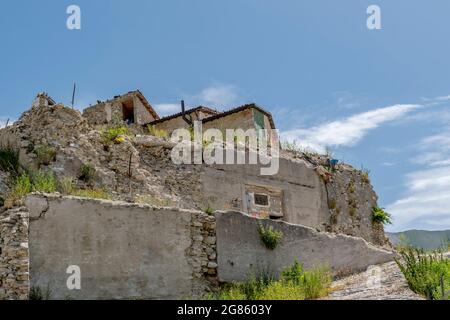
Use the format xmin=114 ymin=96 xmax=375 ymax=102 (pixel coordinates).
xmin=254 ymin=194 xmax=269 ymax=206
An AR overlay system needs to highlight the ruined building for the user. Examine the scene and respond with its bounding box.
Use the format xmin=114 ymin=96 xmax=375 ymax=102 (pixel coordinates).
xmin=0 ymin=90 xmax=393 ymax=300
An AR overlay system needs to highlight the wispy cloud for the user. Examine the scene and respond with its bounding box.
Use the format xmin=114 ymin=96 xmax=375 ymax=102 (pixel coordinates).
xmin=282 ymin=104 xmax=421 ymax=153
xmin=153 ymin=103 xmax=181 ymax=116
xmin=387 ymin=130 xmax=450 ymax=231
xmin=154 ymin=84 xmax=241 ymax=116
xmin=386 ymin=166 xmax=450 ymax=230
xmin=191 ymin=84 xmax=239 ymax=107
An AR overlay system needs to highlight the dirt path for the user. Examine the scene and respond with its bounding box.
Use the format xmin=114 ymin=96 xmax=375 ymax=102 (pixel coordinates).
xmin=325 ymin=261 xmax=424 ymax=300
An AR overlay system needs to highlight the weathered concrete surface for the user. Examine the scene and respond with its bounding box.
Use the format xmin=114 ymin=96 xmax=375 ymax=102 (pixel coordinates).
xmin=200 ymin=156 xmax=330 ymax=229
xmin=25 ymin=194 xmax=214 ymax=300
xmin=215 ymin=211 xmax=395 ymax=283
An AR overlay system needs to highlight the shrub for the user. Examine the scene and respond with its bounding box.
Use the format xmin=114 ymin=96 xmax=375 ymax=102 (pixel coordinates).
xmin=257 ymin=280 xmax=304 ymax=300
xmin=204 ymin=206 xmax=214 ymax=215
xmin=30 ymin=285 xmax=52 ymax=300
xmin=257 ymin=223 xmax=283 ymax=250
xmin=58 ymin=176 xmax=76 ymax=194
xmin=361 ymin=167 xmax=371 ymax=184
xmin=396 ymin=247 xmax=450 ymax=300
xmin=280 ymin=260 xmax=331 ymax=299
xmin=30 ymin=170 xmax=56 ymax=193
xmin=9 ymin=173 xmax=32 ymax=200
xmin=78 ymin=164 xmax=96 ymax=183
xmin=101 ymin=126 xmax=129 ymax=142
xmin=34 ymin=145 xmax=57 ymax=166
xmin=0 ymin=146 xmax=19 ymax=173
xmin=147 ymin=125 xmax=168 ymax=138
xmin=372 ymin=206 xmax=392 ymax=225
xmin=205 ymin=285 xmax=247 ymax=300
xmin=280 ymin=260 xmax=304 ymax=284
xmin=205 ymin=262 xmax=331 ymax=300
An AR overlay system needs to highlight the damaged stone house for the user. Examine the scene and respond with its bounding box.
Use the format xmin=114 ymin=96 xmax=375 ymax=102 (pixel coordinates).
xmin=0 ymin=90 xmax=393 ymax=299
xmin=81 ymin=91 xmax=385 ymax=245
xmin=83 ymin=90 xmax=160 ymax=126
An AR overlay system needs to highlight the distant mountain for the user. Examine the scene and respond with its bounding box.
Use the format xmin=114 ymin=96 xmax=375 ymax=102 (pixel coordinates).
xmin=387 ymin=230 xmax=450 ymax=250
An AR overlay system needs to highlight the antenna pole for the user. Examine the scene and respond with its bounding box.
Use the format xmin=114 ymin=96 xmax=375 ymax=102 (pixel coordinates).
xmin=71 ymin=83 xmax=76 ymax=109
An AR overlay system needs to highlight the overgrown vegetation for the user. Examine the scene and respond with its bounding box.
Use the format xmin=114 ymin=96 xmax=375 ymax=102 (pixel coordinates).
xmin=361 ymin=167 xmax=371 ymax=184
xmin=396 ymin=247 xmax=450 ymax=300
xmin=147 ymin=125 xmax=168 ymax=138
xmin=0 ymin=146 xmax=19 ymax=174
xmin=58 ymin=176 xmax=76 ymax=194
xmin=206 ymin=261 xmax=331 ymax=300
xmin=58 ymin=175 xmax=110 ymax=200
xmin=78 ymin=164 xmax=96 ymax=184
xmin=204 ymin=206 xmax=214 ymax=215
xmin=34 ymin=145 xmax=57 ymax=166
xmin=257 ymin=223 xmax=283 ymax=250
xmin=6 ymin=170 xmax=56 ymax=203
xmin=72 ymin=188 xmax=110 ymax=200
xmin=29 ymin=170 xmax=57 ymax=193
xmin=101 ymin=126 xmax=129 ymax=143
xmin=135 ymin=194 xmax=171 ymax=207
xmin=371 ymin=206 xmax=392 ymax=225
xmin=30 ymin=285 xmax=52 ymax=300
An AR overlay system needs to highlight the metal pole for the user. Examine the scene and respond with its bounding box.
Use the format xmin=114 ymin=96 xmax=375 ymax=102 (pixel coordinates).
xmin=71 ymin=83 xmax=76 ymax=109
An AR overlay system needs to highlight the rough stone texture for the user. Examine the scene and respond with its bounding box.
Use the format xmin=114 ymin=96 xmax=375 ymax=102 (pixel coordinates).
xmin=326 ymin=261 xmax=424 ymax=300
xmin=0 ymin=206 xmax=30 ymax=300
xmin=323 ymin=164 xmax=390 ymax=246
xmin=26 ymin=194 xmax=216 ymax=300
xmin=215 ymin=211 xmax=395 ymax=283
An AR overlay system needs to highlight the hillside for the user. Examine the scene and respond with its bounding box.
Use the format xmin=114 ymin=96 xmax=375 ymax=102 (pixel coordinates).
xmin=387 ymin=230 xmax=450 ymax=250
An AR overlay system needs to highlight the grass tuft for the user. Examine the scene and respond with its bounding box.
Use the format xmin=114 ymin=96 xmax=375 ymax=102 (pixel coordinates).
xmin=205 ymin=261 xmax=331 ymax=300
xmin=0 ymin=146 xmax=19 ymax=173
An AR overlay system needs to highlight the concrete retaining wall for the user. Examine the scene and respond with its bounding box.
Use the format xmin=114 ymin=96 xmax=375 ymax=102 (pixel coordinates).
xmin=215 ymin=211 xmax=395 ymax=282
xmin=25 ymin=194 xmax=216 ymax=300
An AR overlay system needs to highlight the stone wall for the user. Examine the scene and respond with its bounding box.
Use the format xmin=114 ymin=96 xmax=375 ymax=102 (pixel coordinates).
xmin=25 ymin=194 xmax=217 ymax=300
xmin=215 ymin=211 xmax=395 ymax=283
xmin=0 ymin=206 xmax=30 ymax=300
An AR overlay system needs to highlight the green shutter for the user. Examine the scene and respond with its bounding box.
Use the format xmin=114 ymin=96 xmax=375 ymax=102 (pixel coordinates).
xmin=253 ymin=110 xmax=265 ymax=130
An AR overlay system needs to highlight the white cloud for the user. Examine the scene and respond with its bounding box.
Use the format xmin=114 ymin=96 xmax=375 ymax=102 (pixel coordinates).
xmin=387 ymin=130 xmax=450 ymax=231
xmin=154 ymin=103 xmax=181 ymax=116
xmin=192 ymin=84 xmax=239 ymax=107
xmin=154 ymin=84 xmax=241 ymax=117
xmin=282 ymin=104 xmax=421 ymax=153
xmin=386 ymin=166 xmax=450 ymax=230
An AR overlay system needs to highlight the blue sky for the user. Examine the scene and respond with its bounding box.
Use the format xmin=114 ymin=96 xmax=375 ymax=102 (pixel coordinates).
xmin=1 ymin=0 xmax=450 ymax=231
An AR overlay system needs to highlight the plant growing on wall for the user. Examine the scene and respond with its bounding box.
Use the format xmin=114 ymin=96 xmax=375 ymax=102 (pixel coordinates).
xmin=78 ymin=164 xmax=96 ymax=184
xmin=204 ymin=206 xmax=215 ymax=216
xmin=34 ymin=145 xmax=57 ymax=166
xmin=371 ymin=206 xmax=392 ymax=225
xmin=257 ymin=223 xmax=283 ymax=250
xmin=0 ymin=146 xmax=19 ymax=174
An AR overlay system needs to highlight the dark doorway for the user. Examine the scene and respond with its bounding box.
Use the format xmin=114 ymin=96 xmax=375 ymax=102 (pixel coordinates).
xmin=122 ymin=99 xmax=135 ymax=124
